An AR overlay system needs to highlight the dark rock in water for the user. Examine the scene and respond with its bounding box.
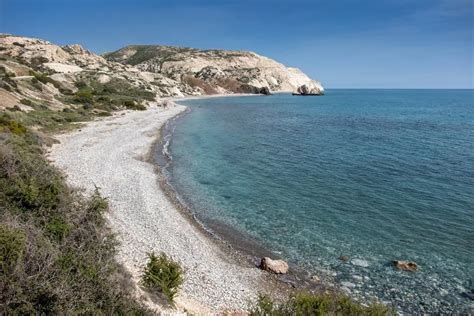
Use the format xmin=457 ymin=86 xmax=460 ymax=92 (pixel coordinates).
xmin=238 ymin=84 xmax=260 ymax=94
xmin=461 ymin=288 xmax=474 ymax=301
xmin=339 ymin=255 xmax=349 ymax=262
xmin=392 ymin=260 xmax=418 ymax=272
xmin=259 ymin=86 xmax=271 ymax=95
xmin=238 ymin=84 xmax=271 ymax=95
xmin=260 ymin=257 xmax=289 ymax=274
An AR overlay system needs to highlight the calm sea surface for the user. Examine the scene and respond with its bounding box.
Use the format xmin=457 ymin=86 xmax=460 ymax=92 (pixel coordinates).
xmin=163 ymin=90 xmax=474 ymax=313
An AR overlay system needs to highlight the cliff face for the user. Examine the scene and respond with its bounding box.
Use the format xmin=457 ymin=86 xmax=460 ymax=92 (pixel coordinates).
xmin=104 ymin=45 xmax=324 ymax=96
xmin=0 ymin=34 xmax=323 ymax=111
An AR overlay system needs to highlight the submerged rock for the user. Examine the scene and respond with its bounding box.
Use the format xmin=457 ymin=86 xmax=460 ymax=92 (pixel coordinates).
xmin=351 ymin=259 xmax=370 ymax=268
xmin=393 ymin=260 xmax=418 ymax=272
xmin=259 ymin=257 xmax=289 ymax=274
xmin=339 ymin=255 xmax=350 ymax=262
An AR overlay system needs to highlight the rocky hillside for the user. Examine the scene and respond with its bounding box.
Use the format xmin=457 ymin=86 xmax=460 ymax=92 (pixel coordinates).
xmin=104 ymin=45 xmax=324 ymax=95
xmin=0 ymin=34 xmax=323 ymax=112
xmin=0 ymin=34 xmax=177 ymax=112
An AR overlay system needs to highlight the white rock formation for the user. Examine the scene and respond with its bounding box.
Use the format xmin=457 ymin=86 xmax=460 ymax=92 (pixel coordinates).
xmin=0 ymin=34 xmax=324 ymax=110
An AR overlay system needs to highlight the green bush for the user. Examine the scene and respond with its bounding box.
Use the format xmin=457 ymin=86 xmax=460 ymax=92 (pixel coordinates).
xmin=0 ymin=135 xmax=65 ymax=211
xmin=250 ymin=292 xmax=393 ymax=316
xmin=73 ymin=87 xmax=94 ymax=104
xmin=86 ymin=187 xmax=109 ymax=225
xmin=122 ymin=99 xmax=147 ymax=110
xmin=0 ymin=117 xmax=27 ymax=135
xmin=68 ymin=78 xmax=154 ymax=111
xmin=141 ymin=252 xmax=184 ymax=303
xmin=0 ymin=118 xmax=151 ymax=314
xmin=0 ymin=225 xmax=26 ymax=275
xmin=45 ymin=217 xmax=71 ymax=241
xmin=20 ymin=99 xmax=34 ymax=106
xmin=29 ymin=70 xmax=50 ymax=84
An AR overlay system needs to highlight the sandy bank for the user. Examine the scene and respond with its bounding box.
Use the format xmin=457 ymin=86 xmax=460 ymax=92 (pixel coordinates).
xmin=48 ymin=101 xmax=278 ymax=314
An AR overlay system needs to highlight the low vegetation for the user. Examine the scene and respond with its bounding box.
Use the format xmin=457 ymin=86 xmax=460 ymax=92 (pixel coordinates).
xmin=249 ymin=292 xmax=393 ymax=316
xmin=0 ymin=113 xmax=151 ymax=314
xmin=141 ymin=252 xmax=184 ymax=304
xmin=68 ymin=78 xmax=153 ymax=111
xmin=105 ymin=45 xmax=196 ymax=66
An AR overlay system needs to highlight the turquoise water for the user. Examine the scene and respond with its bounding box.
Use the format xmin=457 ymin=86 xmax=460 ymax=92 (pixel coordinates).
xmin=165 ymin=90 xmax=474 ymax=313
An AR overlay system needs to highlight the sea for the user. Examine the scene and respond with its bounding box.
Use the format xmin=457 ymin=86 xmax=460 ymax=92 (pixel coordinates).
xmin=158 ymin=89 xmax=474 ymax=314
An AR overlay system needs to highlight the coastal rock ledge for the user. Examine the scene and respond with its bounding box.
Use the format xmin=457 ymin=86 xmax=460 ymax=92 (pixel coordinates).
xmin=260 ymin=257 xmax=289 ymax=274
xmin=293 ymin=80 xmax=324 ymax=96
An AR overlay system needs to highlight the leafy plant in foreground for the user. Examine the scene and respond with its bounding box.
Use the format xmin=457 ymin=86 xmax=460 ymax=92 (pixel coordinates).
xmin=141 ymin=252 xmax=184 ymax=304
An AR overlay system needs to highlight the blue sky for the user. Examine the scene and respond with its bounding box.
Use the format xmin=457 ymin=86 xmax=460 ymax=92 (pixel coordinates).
xmin=1 ymin=0 xmax=472 ymax=88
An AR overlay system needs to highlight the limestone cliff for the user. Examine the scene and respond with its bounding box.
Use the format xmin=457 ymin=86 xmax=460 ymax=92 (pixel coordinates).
xmin=104 ymin=45 xmax=324 ymax=96
xmin=0 ymin=34 xmax=323 ymax=111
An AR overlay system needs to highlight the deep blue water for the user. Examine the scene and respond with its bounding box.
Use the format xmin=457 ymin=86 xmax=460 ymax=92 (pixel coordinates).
xmin=166 ymin=90 xmax=474 ymax=313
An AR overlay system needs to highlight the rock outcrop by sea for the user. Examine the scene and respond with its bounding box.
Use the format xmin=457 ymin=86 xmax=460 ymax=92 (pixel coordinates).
xmin=0 ymin=34 xmax=323 ymax=111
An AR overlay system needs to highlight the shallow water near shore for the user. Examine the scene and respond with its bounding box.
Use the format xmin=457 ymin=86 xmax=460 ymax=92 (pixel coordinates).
xmin=161 ymin=90 xmax=474 ymax=313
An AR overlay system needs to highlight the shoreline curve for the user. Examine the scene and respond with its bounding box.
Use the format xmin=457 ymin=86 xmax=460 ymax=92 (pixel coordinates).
xmin=48 ymin=96 xmax=293 ymax=314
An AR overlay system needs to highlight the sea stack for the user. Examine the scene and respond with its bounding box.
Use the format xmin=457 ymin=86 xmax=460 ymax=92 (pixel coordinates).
xmin=293 ymin=80 xmax=325 ymax=96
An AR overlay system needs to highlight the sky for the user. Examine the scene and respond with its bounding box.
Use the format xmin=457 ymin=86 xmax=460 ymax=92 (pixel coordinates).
xmin=1 ymin=0 xmax=473 ymax=88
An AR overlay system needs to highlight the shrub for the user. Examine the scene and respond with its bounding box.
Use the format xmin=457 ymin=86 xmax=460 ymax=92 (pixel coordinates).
xmin=1 ymin=139 xmax=65 ymax=211
xmin=86 ymin=187 xmax=109 ymax=225
xmin=73 ymin=87 xmax=94 ymax=104
xmin=0 ymin=225 xmax=26 ymax=275
xmin=249 ymin=292 xmax=393 ymax=316
xmin=67 ymin=78 xmax=154 ymax=111
xmin=45 ymin=217 xmax=71 ymax=241
xmin=29 ymin=70 xmax=50 ymax=84
xmin=30 ymin=77 xmax=43 ymax=91
xmin=20 ymin=99 xmax=34 ymax=106
xmin=250 ymin=294 xmax=276 ymax=316
xmin=0 ymin=117 xmax=27 ymax=135
xmin=122 ymin=99 xmax=146 ymax=110
xmin=141 ymin=252 xmax=184 ymax=303
xmin=0 ymin=122 xmax=151 ymax=314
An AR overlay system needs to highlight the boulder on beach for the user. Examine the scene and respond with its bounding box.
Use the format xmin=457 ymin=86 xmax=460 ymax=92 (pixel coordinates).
xmin=393 ymin=260 xmax=418 ymax=272
xmin=259 ymin=257 xmax=289 ymax=274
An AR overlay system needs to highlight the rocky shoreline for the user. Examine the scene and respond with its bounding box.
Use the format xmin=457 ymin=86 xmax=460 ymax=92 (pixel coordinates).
xmin=48 ymin=97 xmax=300 ymax=314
